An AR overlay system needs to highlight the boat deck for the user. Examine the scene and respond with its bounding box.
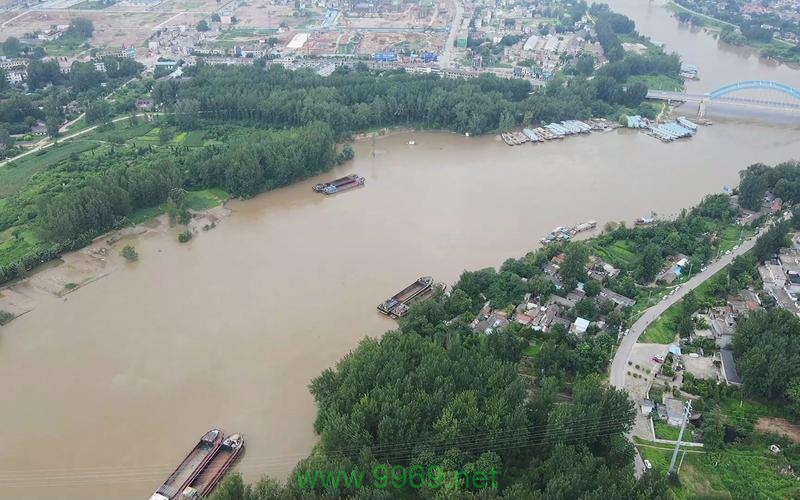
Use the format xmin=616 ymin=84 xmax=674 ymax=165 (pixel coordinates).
xmin=187 ymin=447 xmax=234 ymax=495
xmin=157 ymin=443 xmax=215 ymax=499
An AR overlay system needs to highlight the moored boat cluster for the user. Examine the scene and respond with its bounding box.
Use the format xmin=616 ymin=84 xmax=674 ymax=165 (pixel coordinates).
xmin=502 ymin=119 xmax=618 ymax=146
xmin=540 ymin=220 xmax=598 ymax=245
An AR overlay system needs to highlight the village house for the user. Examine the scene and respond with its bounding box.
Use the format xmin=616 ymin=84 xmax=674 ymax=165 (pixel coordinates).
xmin=709 ymin=305 xmax=737 ymax=347
xmin=720 ymin=349 xmax=742 ymax=386
xmin=640 ymin=399 xmax=655 ymax=416
xmin=599 ymin=288 xmax=635 ymax=308
xmin=470 ymin=302 xmax=509 ymax=335
xmin=665 ymin=398 xmax=686 ymax=426
xmin=571 ymin=317 xmax=591 ymax=336
xmin=135 ymin=99 xmax=154 ymax=111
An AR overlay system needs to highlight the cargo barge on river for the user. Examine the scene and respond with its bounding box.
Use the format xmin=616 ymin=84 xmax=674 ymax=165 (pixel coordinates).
xmin=313 ymin=174 xmax=365 ymax=195
xmin=179 ymin=434 xmax=245 ymax=500
xmin=150 ymin=429 xmax=223 ymax=500
xmin=378 ymin=276 xmax=434 ymax=318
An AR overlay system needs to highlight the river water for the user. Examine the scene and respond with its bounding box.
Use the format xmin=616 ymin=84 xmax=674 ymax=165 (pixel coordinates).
xmin=1 ymin=4 xmax=800 ymax=500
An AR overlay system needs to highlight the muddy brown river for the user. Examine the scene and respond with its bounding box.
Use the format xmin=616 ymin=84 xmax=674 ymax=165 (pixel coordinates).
xmin=1 ymin=3 xmax=800 ymax=498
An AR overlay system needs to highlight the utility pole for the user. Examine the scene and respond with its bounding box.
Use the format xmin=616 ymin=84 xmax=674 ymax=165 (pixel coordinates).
xmin=668 ymin=400 xmax=692 ymax=476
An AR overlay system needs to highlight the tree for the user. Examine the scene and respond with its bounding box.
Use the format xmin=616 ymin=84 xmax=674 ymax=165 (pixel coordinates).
xmin=754 ymin=221 xmax=790 ymax=262
xmin=26 ymin=59 xmax=61 ymax=89
xmin=85 ymin=100 xmax=111 ymax=125
xmin=121 ymin=245 xmax=139 ymax=261
xmin=637 ymin=243 xmax=662 ymax=283
xmin=197 ymin=19 xmax=211 ymax=32
xmin=562 ymin=242 xmax=590 ymax=287
xmin=787 ymin=378 xmax=800 ymax=417
xmin=733 ymin=309 xmax=800 ymax=400
xmin=211 ymin=13 xmax=221 ymax=22
xmin=584 ymin=279 xmax=601 ymax=297
xmin=574 ymin=53 xmax=595 ymax=76
xmin=69 ymin=17 xmax=94 ymax=39
xmin=2 ymin=36 xmax=21 ymax=57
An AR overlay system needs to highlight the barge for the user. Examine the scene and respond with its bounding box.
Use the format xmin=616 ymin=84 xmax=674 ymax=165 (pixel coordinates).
xmin=378 ymin=276 xmax=434 ymax=318
xmin=150 ymin=429 xmax=224 ymax=500
xmin=180 ymin=434 xmax=245 ymax=500
xmin=313 ymin=174 xmax=365 ymax=195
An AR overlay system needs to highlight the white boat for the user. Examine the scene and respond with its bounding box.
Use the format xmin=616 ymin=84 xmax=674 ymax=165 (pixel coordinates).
xmin=408 ymin=140 xmax=416 ymax=145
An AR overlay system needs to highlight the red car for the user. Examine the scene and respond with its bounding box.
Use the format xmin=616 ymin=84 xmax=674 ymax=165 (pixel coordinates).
xmin=652 ymin=355 xmax=665 ymax=363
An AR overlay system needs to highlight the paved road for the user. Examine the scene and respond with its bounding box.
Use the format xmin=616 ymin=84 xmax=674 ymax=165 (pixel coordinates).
xmin=439 ymin=0 xmax=463 ymax=68
xmin=610 ymin=230 xmax=762 ymax=390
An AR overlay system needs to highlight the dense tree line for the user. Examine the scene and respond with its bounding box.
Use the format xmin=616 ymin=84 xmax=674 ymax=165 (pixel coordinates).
xmin=156 ymin=47 xmax=677 ymax=139
xmin=0 ymin=120 xmax=337 ymax=284
xmin=207 ymin=330 xmax=668 ymax=499
xmin=733 ymin=310 xmax=800 ymax=401
xmin=737 ymin=161 xmax=800 ymax=211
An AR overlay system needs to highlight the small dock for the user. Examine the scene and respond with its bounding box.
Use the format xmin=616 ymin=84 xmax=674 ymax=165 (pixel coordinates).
xmin=540 ymin=220 xmax=598 ymax=245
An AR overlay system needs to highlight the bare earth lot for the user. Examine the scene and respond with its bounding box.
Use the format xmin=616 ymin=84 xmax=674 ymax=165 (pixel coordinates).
xmin=756 ymin=417 xmax=800 ymax=443
xmin=1 ymin=10 xmax=176 ymax=47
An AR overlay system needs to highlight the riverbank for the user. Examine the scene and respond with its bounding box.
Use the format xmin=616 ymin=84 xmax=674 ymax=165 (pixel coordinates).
xmin=667 ymin=1 xmax=800 ymax=65
xmin=0 ymin=204 xmax=231 ymax=325
xmin=1 ymin=126 xmax=798 ymax=500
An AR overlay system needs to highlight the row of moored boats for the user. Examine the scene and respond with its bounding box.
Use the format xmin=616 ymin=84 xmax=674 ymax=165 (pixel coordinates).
xmin=503 ymin=119 xmax=617 ymax=146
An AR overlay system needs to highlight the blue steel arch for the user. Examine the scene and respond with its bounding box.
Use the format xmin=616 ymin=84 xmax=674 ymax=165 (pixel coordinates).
xmin=709 ymin=80 xmax=800 ymax=101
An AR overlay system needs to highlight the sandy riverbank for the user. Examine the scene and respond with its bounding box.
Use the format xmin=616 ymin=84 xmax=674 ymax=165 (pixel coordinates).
xmin=0 ymin=205 xmax=231 ymax=324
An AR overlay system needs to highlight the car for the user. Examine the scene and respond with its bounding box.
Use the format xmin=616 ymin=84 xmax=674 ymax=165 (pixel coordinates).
xmin=725 ymin=250 xmax=731 ymax=255
xmin=644 ymin=459 xmax=653 ymax=470
xmin=700 ymin=266 xmax=707 ymax=272
xmin=733 ymin=245 xmax=739 ymax=250
xmin=624 ymin=329 xmax=630 ymax=336
xmin=662 ymin=295 xmax=668 ymax=301
xmin=653 ymin=355 xmax=665 ymax=363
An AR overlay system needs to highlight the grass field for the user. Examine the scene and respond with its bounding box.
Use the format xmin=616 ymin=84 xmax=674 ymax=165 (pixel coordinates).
xmin=717 ymin=225 xmax=756 ymax=254
xmin=628 ymin=74 xmax=684 ymax=92
xmin=0 ymin=141 xmax=102 ymax=197
xmin=0 ymin=228 xmax=41 ymax=267
xmin=184 ymin=188 xmax=229 ymax=210
xmin=637 ymin=439 xmax=800 ymax=499
xmin=592 ymin=239 xmax=637 ymax=268
xmin=640 ymin=305 xmax=680 ymax=344
xmin=523 ymin=342 xmax=542 ymax=357
xmin=653 ymin=421 xmax=697 ymax=442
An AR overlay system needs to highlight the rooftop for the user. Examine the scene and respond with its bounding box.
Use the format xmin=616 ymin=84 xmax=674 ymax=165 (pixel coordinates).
xmin=720 ymin=349 xmax=742 ymax=385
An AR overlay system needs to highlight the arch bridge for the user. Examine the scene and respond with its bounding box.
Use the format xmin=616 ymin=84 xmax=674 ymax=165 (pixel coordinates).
xmin=645 ymin=80 xmax=800 ymax=118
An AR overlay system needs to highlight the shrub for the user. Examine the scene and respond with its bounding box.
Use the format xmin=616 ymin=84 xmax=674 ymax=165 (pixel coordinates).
xmin=178 ymin=230 xmax=193 ymax=243
xmin=635 ymin=364 xmax=640 ymax=370
xmin=121 ymin=245 xmax=138 ymax=262
xmin=0 ymin=310 xmax=15 ymax=325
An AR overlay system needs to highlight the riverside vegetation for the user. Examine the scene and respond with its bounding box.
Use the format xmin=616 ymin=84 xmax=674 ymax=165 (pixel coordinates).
xmin=202 ymin=162 xmax=800 ymax=499
xmin=0 ymin=3 xmax=682 ymax=287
